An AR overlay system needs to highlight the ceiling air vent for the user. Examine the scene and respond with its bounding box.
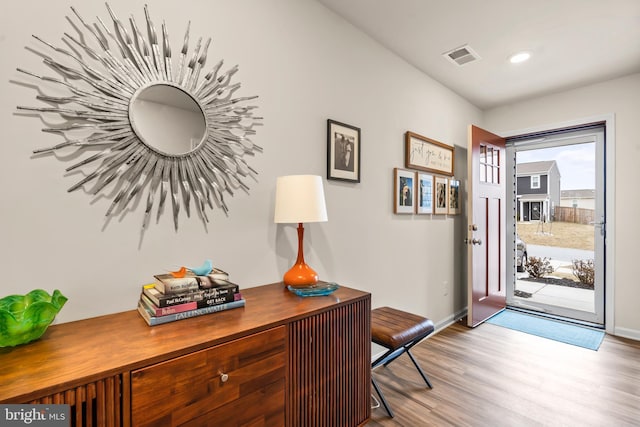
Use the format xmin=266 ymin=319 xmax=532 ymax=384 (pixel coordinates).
xmin=443 ymin=45 xmax=480 ymax=66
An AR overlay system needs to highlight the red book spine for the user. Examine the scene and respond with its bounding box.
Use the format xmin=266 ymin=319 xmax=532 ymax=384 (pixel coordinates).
xmin=153 ymin=301 xmax=198 ymax=316
xmin=141 ymin=295 xmax=198 ymax=316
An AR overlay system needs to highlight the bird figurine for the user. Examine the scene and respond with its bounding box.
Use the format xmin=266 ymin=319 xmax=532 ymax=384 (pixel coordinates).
xmin=169 ymin=266 xmax=188 ymax=278
xmin=189 ymin=259 xmax=213 ymax=276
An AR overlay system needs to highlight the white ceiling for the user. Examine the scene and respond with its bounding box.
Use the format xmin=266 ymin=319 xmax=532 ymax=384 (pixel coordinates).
xmin=316 ymin=0 xmax=640 ymax=109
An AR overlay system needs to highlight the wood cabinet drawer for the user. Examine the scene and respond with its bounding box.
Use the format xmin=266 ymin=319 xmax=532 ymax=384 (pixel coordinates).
xmin=131 ymin=326 xmax=286 ymax=427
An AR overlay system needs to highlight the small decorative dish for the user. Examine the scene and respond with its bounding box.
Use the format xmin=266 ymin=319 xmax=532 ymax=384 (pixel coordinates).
xmin=287 ymin=282 xmax=339 ymax=297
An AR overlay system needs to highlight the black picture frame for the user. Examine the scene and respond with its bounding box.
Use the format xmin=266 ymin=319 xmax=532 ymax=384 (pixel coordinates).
xmin=327 ymin=119 xmax=361 ymax=183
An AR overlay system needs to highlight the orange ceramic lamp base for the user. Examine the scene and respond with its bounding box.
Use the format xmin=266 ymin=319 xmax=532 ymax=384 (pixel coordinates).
xmin=284 ymin=223 xmax=319 ymax=288
xmin=283 ymin=262 xmax=319 ymax=288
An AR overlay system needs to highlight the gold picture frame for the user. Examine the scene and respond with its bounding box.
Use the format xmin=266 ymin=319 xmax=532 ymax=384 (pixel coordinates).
xmin=416 ymin=172 xmax=433 ymax=215
xmin=448 ymin=179 xmax=461 ymax=215
xmin=434 ymin=176 xmax=448 ymax=215
xmin=394 ymin=168 xmax=415 ymax=214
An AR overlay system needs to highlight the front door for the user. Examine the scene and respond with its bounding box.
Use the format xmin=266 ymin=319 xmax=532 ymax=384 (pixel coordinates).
xmin=531 ymin=202 xmax=541 ymax=221
xmin=466 ymin=125 xmax=506 ymax=327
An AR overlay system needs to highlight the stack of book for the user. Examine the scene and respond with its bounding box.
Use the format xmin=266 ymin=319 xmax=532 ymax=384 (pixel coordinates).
xmin=137 ymin=268 xmax=245 ymax=326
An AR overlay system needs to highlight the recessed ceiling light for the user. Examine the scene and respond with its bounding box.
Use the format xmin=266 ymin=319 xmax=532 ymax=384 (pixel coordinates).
xmin=509 ymin=51 xmax=531 ymax=64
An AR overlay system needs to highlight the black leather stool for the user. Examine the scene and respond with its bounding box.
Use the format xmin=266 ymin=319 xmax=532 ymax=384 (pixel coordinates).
xmin=371 ymin=306 xmax=435 ymax=418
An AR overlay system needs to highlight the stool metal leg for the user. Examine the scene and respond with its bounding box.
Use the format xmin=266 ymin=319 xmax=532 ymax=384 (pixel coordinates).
xmin=381 ymin=347 xmax=406 ymax=367
xmin=371 ymin=330 xmax=434 ymax=418
xmin=407 ymin=349 xmax=433 ymax=389
xmin=374 ymin=347 xmax=399 ymax=369
xmin=371 ymin=376 xmax=394 ymax=418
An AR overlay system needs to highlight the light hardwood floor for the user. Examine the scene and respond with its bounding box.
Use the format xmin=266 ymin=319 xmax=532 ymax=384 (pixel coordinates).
xmin=367 ymin=319 xmax=640 ymax=426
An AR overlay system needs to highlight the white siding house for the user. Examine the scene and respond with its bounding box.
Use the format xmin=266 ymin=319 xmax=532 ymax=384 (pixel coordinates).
xmin=560 ymin=189 xmax=596 ymax=210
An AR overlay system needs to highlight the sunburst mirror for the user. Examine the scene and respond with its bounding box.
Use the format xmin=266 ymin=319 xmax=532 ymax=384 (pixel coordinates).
xmin=17 ymin=3 xmax=262 ymax=231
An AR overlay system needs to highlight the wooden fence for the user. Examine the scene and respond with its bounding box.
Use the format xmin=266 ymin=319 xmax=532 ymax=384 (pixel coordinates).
xmin=554 ymin=206 xmax=595 ymax=225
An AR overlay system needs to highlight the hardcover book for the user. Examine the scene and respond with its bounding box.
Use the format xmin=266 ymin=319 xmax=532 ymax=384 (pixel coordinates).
xmin=152 ymin=274 xmax=199 ymax=294
xmin=137 ymin=298 xmax=246 ymax=326
xmin=153 ymin=268 xmax=231 ymax=294
xmin=142 ymin=281 xmax=240 ymax=307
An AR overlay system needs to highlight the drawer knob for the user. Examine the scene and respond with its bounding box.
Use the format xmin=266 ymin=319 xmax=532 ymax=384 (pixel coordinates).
xmin=220 ymin=373 xmax=229 ymax=383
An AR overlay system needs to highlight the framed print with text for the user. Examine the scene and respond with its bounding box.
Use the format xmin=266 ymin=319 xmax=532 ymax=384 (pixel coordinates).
xmin=394 ymin=168 xmax=415 ymax=214
xmin=434 ymin=176 xmax=448 ymax=214
xmin=327 ymin=119 xmax=361 ymax=182
xmin=405 ymin=131 xmax=454 ymax=176
xmin=416 ymin=173 xmax=433 ymax=214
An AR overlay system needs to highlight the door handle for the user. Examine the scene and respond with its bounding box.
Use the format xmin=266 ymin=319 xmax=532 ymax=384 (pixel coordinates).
xmin=464 ymin=238 xmax=482 ymax=245
xmin=589 ymin=216 xmax=605 ymax=237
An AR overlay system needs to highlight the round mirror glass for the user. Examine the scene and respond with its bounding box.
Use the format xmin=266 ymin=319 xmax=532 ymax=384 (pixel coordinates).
xmin=130 ymin=84 xmax=207 ymax=156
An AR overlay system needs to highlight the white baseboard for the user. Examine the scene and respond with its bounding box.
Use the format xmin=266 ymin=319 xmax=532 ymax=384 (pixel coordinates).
xmin=613 ymin=327 xmax=640 ymax=341
xmin=434 ymin=308 xmax=468 ymax=332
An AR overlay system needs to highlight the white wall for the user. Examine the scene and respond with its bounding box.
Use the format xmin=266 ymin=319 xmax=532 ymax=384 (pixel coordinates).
xmin=0 ymin=0 xmax=481 ymax=326
xmin=484 ymin=73 xmax=640 ymax=338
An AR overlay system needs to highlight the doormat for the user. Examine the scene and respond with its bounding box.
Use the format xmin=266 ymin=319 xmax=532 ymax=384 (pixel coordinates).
xmin=486 ymin=310 xmax=605 ymax=351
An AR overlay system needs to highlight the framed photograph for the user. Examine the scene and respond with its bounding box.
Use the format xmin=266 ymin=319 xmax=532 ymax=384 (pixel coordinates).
xmin=327 ymin=119 xmax=361 ymax=182
xmin=434 ymin=176 xmax=448 ymax=214
xmin=405 ymin=131 xmax=454 ymax=176
xmin=394 ymin=168 xmax=415 ymax=214
xmin=448 ymin=179 xmax=461 ymax=215
xmin=416 ymin=173 xmax=434 ymax=214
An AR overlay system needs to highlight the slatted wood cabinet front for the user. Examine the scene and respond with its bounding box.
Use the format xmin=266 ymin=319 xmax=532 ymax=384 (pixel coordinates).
xmin=0 ymin=283 xmax=371 ymax=426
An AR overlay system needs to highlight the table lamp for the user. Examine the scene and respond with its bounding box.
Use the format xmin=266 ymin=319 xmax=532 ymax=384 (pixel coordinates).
xmin=274 ymin=175 xmax=331 ymax=293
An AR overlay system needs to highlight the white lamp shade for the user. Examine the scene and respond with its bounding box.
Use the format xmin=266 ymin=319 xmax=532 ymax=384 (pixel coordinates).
xmin=274 ymin=175 xmax=328 ymax=223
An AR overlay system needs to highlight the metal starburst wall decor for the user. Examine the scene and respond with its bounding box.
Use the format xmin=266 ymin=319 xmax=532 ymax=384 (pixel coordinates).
xmin=17 ymin=3 xmax=263 ymax=231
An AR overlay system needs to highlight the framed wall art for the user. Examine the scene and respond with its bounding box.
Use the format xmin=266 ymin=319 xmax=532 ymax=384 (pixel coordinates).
xmin=416 ymin=173 xmax=434 ymax=215
xmin=434 ymin=176 xmax=449 ymax=214
xmin=405 ymin=131 xmax=454 ymax=176
xmin=394 ymin=168 xmax=415 ymax=214
xmin=448 ymin=179 xmax=461 ymax=215
xmin=327 ymin=119 xmax=361 ymax=182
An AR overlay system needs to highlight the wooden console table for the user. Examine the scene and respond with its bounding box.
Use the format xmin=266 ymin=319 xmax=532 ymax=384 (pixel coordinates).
xmin=0 ymin=283 xmax=371 ymax=426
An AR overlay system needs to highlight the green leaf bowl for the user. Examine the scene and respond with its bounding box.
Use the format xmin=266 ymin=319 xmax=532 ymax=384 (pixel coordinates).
xmin=0 ymin=289 xmax=68 ymax=347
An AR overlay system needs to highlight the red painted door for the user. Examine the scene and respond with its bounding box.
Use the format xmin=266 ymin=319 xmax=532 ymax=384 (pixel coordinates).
xmin=467 ymin=125 xmax=506 ymax=327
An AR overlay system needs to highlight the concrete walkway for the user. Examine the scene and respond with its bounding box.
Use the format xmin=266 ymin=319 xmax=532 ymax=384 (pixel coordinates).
xmin=526 ymin=244 xmax=594 ymax=262
xmin=515 ymin=258 xmax=595 ymax=312
xmin=516 ymin=279 xmax=594 ymax=312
